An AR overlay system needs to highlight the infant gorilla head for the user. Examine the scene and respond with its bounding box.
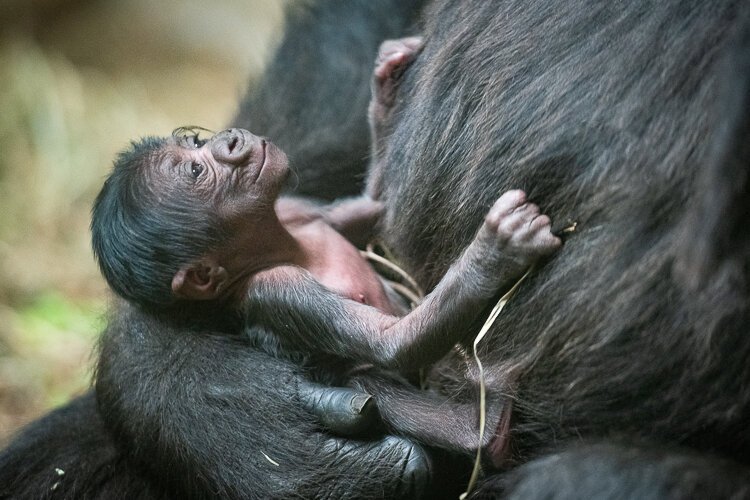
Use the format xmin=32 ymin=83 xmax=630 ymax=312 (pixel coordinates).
xmin=91 ymin=128 xmax=289 ymax=310
xmin=92 ymin=36 xmax=425 ymax=313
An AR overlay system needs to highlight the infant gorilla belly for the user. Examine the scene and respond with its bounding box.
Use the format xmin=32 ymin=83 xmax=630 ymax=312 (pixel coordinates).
xmin=302 ymin=221 xmax=398 ymax=315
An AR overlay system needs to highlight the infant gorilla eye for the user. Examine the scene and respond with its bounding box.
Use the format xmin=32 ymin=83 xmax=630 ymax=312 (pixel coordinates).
xmin=190 ymin=162 xmax=204 ymax=178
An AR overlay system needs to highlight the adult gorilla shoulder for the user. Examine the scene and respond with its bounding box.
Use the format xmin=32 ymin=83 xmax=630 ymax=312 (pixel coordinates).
xmin=380 ymin=0 xmax=750 ymax=483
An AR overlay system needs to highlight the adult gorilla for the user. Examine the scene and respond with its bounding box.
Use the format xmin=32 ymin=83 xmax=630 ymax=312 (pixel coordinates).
xmin=373 ymin=0 xmax=750 ymax=494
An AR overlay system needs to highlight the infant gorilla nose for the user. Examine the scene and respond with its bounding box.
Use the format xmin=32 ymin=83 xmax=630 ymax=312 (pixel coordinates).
xmin=211 ymin=128 xmax=263 ymax=167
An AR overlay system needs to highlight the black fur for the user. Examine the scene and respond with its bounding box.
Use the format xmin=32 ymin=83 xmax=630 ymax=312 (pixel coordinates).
xmin=0 ymin=392 xmax=168 ymax=500
xmin=675 ymin=11 xmax=750 ymax=288
xmin=5 ymin=0 xmax=750 ymax=497
xmin=1 ymin=1 xmax=433 ymax=498
xmin=95 ymin=302 xmax=430 ymax=499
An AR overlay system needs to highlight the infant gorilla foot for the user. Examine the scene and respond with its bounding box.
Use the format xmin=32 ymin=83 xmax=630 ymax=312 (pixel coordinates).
xmin=477 ymin=190 xmax=562 ymax=276
xmin=371 ymin=36 xmax=424 ymax=118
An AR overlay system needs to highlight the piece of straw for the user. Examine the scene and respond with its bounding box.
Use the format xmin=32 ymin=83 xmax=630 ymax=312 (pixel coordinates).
xmin=361 ymin=244 xmax=425 ymax=301
xmin=260 ymin=450 xmax=280 ymax=466
xmin=459 ymin=267 xmax=533 ymax=500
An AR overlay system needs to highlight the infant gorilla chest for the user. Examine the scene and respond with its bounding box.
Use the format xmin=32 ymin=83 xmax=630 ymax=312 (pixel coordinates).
xmin=303 ymin=222 xmax=396 ymax=314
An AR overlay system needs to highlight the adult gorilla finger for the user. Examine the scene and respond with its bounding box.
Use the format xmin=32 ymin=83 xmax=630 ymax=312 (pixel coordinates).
xmin=298 ymin=379 xmax=380 ymax=437
xmin=318 ymin=434 xmax=431 ymax=500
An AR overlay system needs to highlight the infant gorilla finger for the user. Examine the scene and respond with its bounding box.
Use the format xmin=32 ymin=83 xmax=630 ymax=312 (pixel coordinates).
xmin=526 ymin=215 xmax=563 ymax=252
xmin=374 ymin=52 xmax=411 ymax=82
xmin=487 ymin=190 xmax=527 ymax=217
xmin=375 ymin=36 xmax=424 ymax=70
xmin=529 ymin=213 xmax=551 ymax=230
xmin=490 ymin=203 xmax=544 ymax=239
xmin=502 ymin=203 xmax=542 ymax=232
xmin=373 ymin=36 xmax=425 ymax=110
xmin=479 ymin=190 xmax=562 ymax=263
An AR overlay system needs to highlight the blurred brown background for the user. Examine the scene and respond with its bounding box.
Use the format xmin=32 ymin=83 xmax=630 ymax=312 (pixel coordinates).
xmin=0 ymin=0 xmax=286 ymax=444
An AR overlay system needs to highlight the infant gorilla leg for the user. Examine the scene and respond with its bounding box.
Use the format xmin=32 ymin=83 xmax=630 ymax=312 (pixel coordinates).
xmin=371 ymin=36 xmax=424 ymax=121
xmin=368 ymin=36 xmax=423 ymax=199
xmin=350 ymin=369 xmax=507 ymax=455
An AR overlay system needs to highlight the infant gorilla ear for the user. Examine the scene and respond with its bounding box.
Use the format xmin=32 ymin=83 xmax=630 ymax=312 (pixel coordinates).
xmin=171 ymin=257 xmax=229 ymax=302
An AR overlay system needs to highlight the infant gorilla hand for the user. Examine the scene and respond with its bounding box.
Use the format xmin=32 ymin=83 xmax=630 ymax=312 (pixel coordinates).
xmin=474 ymin=190 xmax=562 ymax=279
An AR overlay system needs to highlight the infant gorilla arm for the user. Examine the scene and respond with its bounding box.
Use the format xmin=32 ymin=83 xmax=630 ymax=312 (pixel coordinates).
xmin=245 ymin=189 xmax=561 ymax=371
xmin=266 ymin=36 xmax=426 ymax=246
xmin=272 ymin=195 xmax=385 ymax=250
xmin=274 ymin=35 xmax=425 ymax=238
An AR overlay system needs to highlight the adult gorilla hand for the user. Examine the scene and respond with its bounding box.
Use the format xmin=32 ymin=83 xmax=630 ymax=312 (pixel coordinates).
xmin=298 ymin=380 xmax=431 ymax=498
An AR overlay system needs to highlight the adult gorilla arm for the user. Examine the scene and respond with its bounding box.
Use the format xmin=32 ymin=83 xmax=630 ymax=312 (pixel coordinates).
xmin=95 ymin=302 xmax=429 ymax=500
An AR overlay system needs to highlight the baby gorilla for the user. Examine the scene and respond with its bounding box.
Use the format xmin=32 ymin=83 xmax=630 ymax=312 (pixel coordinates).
xmin=92 ymin=127 xmax=558 ymax=366
xmin=91 ymin=38 xmax=561 ymax=456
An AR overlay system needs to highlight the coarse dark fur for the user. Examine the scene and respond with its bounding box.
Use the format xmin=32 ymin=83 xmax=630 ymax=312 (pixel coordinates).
xmin=380 ymin=0 xmax=750 ymax=475
xmin=0 ymin=392 xmax=169 ymax=500
xmin=471 ymin=443 xmax=750 ymax=500
xmin=675 ymin=14 xmax=750 ymax=289
xmin=94 ymin=302 xmax=431 ymax=500
xmin=0 ymin=302 xmax=432 ymax=500
xmin=233 ymin=0 xmax=427 ymax=201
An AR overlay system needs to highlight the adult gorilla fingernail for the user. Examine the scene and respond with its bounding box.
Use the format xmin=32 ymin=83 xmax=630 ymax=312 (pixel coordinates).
xmin=350 ymin=393 xmax=373 ymax=414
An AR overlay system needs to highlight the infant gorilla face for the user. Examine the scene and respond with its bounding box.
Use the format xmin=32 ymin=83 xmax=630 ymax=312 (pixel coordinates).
xmin=153 ymin=128 xmax=289 ymax=217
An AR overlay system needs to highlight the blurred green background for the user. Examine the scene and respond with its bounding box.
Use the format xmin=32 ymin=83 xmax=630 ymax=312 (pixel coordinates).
xmin=0 ymin=0 xmax=285 ymax=444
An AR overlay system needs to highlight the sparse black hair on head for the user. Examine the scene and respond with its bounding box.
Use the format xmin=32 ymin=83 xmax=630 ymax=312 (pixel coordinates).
xmin=91 ymin=136 xmax=228 ymax=310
